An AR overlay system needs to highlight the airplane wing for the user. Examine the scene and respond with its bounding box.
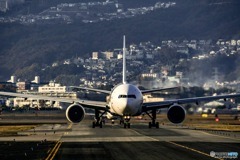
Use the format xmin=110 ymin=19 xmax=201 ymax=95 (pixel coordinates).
xmin=71 ymin=86 xmax=178 ymax=94
xmin=70 ymin=86 xmax=111 ymax=94
xmin=141 ymin=86 xmax=179 ymax=94
xmin=0 ymin=91 xmax=107 ymax=110
xmin=142 ymin=93 xmax=240 ymax=111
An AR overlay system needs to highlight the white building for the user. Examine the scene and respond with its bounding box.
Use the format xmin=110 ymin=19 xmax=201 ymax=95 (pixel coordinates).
xmin=92 ymin=52 xmax=98 ymax=60
xmin=13 ymin=98 xmax=39 ymax=108
xmin=237 ymin=40 xmax=240 ymax=46
xmin=31 ymin=76 xmax=40 ymax=84
xmin=6 ymin=82 xmax=77 ymax=109
xmin=117 ymin=53 xmax=123 ymax=59
xmin=38 ymin=81 xmax=71 ymax=93
xmin=9 ymin=97 xmax=63 ymax=108
xmin=168 ymin=76 xmax=180 ymax=84
xmin=7 ymin=75 xmax=17 ymax=83
xmin=102 ymin=51 xmax=114 ymax=59
xmin=231 ymin=40 xmax=237 ymax=46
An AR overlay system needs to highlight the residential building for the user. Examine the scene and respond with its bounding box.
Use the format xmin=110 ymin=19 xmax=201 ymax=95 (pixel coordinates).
xmin=0 ymin=0 xmax=25 ymax=12
xmin=0 ymin=82 xmax=16 ymax=92
xmin=237 ymin=40 xmax=240 ymax=46
xmin=7 ymin=75 xmax=17 ymax=83
xmin=231 ymin=40 xmax=237 ymax=46
xmin=16 ymin=81 xmax=30 ymax=92
xmin=0 ymin=0 xmax=7 ymax=12
xmin=102 ymin=51 xmax=114 ymax=59
xmin=140 ymin=72 xmax=162 ymax=89
xmin=92 ymin=52 xmax=98 ymax=60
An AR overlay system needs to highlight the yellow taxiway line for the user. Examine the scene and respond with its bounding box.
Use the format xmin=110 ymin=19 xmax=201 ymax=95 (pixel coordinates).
xmin=167 ymin=141 xmax=223 ymax=160
xmin=45 ymin=141 xmax=62 ymax=160
xmin=45 ymin=123 xmax=72 ymax=160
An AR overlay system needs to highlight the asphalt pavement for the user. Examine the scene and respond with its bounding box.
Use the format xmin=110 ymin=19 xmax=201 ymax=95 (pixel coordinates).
xmin=0 ymin=113 xmax=239 ymax=160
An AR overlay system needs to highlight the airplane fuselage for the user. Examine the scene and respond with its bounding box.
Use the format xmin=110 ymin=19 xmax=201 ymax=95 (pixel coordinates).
xmin=109 ymin=83 xmax=143 ymax=116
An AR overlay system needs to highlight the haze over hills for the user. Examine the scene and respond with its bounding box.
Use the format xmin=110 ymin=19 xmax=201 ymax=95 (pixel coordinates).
xmin=0 ymin=0 xmax=240 ymax=82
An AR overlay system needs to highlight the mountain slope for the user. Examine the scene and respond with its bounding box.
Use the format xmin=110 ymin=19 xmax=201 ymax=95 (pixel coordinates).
xmin=0 ymin=0 xmax=239 ymax=80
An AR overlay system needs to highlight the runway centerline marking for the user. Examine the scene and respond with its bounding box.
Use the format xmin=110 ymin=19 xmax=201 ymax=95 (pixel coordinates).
xmin=167 ymin=141 xmax=223 ymax=160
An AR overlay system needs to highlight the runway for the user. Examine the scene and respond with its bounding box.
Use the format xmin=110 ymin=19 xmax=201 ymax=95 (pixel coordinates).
xmin=0 ymin=115 xmax=239 ymax=160
xmin=53 ymin=123 xmax=240 ymax=160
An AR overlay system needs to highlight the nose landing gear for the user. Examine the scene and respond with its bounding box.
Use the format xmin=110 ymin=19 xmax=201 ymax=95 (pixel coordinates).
xmin=122 ymin=116 xmax=131 ymax=128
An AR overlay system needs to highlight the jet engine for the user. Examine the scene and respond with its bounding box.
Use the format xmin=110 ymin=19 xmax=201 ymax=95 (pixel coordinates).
xmin=66 ymin=103 xmax=85 ymax=123
xmin=167 ymin=104 xmax=186 ymax=124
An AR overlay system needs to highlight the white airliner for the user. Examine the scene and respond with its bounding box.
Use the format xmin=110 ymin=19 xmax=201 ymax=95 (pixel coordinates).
xmin=1 ymin=36 xmax=240 ymax=128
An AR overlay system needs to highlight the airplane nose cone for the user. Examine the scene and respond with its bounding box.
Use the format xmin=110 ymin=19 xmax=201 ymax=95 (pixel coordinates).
xmin=113 ymin=99 xmax=137 ymax=116
xmin=123 ymin=99 xmax=137 ymax=115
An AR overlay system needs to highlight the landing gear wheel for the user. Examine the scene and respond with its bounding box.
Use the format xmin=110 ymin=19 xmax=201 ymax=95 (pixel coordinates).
xmin=92 ymin=122 xmax=96 ymax=128
xmin=127 ymin=123 xmax=130 ymax=128
xmin=148 ymin=122 xmax=159 ymax=128
xmin=99 ymin=121 xmax=103 ymax=128
xmin=124 ymin=123 xmax=127 ymax=128
xmin=148 ymin=122 xmax=152 ymax=128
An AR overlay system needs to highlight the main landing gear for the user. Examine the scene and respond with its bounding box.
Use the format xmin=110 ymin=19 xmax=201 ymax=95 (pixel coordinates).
xmin=145 ymin=109 xmax=159 ymax=128
xmin=92 ymin=110 xmax=106 ymax=128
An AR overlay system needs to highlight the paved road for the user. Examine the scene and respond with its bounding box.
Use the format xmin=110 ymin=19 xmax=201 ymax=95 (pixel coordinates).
xmin=0 ymin=117 xmax=239 ymax=160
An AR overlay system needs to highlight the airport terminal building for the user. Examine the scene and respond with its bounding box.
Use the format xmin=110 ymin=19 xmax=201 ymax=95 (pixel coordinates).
xmin=2 ymin=77 xmax=78 ymax=109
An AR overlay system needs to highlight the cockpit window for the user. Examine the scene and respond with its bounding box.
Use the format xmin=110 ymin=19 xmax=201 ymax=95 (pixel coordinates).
xmin=118 ymin=95 xmax=136 ymax=99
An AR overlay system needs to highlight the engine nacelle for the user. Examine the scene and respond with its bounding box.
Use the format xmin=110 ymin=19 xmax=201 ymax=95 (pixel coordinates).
xmin=167 ymin=104 xmax=186 ymax=124
xmin=66 ymin=103 xmax=85 ymax=123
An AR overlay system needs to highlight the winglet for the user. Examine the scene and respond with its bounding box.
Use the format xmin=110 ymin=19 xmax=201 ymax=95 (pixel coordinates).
xmin=123 ymin=35 xmax=127 ymax=84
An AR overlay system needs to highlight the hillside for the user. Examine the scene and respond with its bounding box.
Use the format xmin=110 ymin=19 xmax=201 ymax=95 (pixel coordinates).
xmin=0 ymin=0 xmax=240 ymax=81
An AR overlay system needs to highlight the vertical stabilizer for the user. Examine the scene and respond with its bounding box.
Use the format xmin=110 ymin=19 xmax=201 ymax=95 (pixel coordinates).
xmin=122 ymin=35 xmax=127 ymax=84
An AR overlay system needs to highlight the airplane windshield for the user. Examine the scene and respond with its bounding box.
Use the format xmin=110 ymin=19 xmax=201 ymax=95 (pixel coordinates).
xmin=118 ymin=95 xmax=136 ymax=99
